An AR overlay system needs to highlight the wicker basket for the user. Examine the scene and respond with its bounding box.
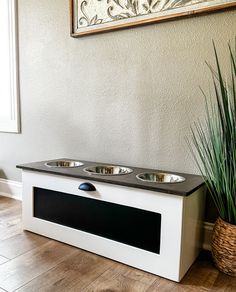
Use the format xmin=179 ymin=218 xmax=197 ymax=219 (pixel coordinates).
xmin=212 ymin=217 xmax=236 ymax=276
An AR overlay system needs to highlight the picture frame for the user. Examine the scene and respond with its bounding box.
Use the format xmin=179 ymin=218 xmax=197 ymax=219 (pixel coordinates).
xmin=70 ymin=0 xmax=236 ymax=37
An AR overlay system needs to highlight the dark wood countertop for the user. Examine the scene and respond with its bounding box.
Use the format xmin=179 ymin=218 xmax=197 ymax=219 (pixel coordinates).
xmin=16 ymin=158 xmax=204 ymax=197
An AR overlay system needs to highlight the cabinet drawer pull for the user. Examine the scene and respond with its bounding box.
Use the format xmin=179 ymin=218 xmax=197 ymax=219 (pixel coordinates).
xmin=79 ymin=182 xmax=96 ymax=192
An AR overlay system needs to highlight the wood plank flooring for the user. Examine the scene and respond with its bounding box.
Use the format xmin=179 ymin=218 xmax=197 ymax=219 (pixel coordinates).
xmin=0 ymin=196 xmax=235 ymax=292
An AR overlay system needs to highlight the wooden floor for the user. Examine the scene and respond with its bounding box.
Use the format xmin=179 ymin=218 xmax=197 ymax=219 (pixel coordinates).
xmin=0 ymin=197 xmax=235 ymax=292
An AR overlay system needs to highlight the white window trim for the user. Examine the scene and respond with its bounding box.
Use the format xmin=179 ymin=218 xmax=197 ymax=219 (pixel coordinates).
xmin=0 ymin=0 xmax=20 ymax=133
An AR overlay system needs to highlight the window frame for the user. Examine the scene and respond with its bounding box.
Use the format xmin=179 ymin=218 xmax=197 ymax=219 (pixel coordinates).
xmin=0 ymin=0 xmax=20 ymax=133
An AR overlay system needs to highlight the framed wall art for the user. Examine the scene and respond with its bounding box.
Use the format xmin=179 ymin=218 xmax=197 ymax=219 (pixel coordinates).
xmin=70 ymin=0 xmax=236 ymax=37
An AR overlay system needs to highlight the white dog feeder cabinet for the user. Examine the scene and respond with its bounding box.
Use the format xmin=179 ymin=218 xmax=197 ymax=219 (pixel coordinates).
xmin=17 ymin=159 xmax=205 ymax=282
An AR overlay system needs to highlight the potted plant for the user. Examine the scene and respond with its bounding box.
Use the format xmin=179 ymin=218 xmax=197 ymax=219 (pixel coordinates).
xmin=189 ymin=41 xmax=236 ymax=276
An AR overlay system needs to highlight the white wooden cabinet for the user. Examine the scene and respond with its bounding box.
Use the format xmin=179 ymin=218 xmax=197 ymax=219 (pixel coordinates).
xmin=21 ymin=169 xmax=205 ymax=282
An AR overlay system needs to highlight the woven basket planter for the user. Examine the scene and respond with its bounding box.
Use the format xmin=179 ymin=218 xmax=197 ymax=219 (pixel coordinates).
xmin=212 ymin=217 xmax=236 ymax=276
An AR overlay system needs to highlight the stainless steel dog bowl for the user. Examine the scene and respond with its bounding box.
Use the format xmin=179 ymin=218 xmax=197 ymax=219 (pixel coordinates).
xmin=83 ymin=165 xmax=133 ymax=175
xmin=136 ymin=172 xmax=185 ymax=183
xmin=45 ymin=160 xmax=84 ymax=168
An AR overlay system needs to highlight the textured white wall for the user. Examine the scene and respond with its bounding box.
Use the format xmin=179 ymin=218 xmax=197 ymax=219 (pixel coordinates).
xmin=0 ymin=0 xmax=235 ymax=181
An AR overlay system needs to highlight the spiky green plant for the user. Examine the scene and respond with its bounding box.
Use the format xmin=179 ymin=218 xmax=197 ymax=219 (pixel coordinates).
xmin=189 ymin=41 xmax=236 ymax=225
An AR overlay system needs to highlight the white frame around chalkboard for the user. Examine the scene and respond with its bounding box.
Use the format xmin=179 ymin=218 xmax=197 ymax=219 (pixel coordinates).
xmin=0 ymin=0 xmax=20 ymax=133
xmin=70 ymin=0 xmax=236 ymax=37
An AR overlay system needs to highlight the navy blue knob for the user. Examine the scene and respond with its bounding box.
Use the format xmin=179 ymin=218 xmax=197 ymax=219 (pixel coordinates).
xmin=79 ymin=182 xmax=96 ymax=192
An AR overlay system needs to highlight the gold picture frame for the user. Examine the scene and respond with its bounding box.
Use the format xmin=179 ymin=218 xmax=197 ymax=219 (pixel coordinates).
xmin=70 ymin=0 xmax=236 ymax=37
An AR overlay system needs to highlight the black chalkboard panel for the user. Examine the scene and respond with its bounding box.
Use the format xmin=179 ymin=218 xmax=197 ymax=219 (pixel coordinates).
xmin=33 ymin=187 xmax=161 ymax=254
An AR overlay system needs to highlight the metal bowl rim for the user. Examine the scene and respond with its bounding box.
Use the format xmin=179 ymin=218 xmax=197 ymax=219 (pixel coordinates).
xmin=83 ymin=165 xmax=133 ymax=175
xmin=45 ymin=160 xmax=84 ymax=168
xmin=136 ymin=172 xmax=186 ymax=183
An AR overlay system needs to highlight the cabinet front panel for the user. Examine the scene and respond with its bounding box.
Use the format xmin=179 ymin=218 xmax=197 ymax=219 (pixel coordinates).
xmin=34 ymin=187 xmax=161 ymax=254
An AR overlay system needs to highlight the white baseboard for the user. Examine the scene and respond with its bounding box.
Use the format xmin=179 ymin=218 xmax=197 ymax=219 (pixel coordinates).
xmin=0 ymin=178 xmax=22 ymax=200
xmin=203 ymin=221 xmax=214 ymax=251
xmin=0 ymin=178 xmax=214 ymax=250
